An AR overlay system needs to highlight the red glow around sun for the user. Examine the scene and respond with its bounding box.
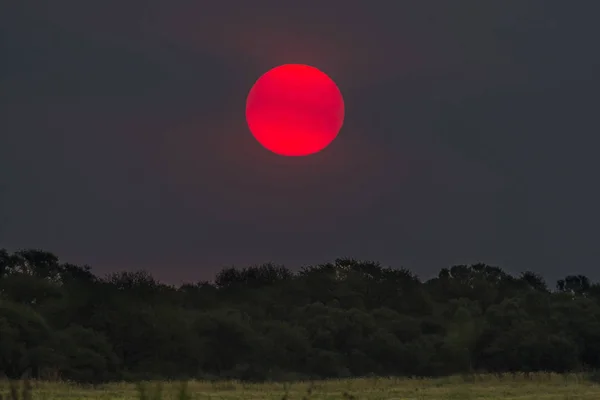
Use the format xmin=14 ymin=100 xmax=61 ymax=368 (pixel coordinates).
xmin=245 ymin=64 xmax=345 ymax=156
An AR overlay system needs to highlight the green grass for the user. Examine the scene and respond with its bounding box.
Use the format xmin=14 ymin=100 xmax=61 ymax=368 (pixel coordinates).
xmin=1 ymin=373 xmax=600 ymax=399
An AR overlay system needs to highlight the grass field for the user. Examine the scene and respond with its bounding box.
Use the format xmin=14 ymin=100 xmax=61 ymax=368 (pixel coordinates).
xmin=2 ymin=373 xmax=600 ymax=400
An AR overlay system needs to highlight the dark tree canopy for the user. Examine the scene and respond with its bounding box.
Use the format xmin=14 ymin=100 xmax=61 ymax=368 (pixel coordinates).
xmin=1 ymin=249 xmax=599 ymax=382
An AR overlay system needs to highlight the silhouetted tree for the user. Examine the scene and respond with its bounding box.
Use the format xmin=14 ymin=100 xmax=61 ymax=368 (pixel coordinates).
xmin=1 ymin=248 xmax=600 ymax=382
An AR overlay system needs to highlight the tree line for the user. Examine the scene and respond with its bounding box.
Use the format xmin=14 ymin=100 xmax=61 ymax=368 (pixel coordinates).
xmin=1 ymin=248 xmax=599 ymax=383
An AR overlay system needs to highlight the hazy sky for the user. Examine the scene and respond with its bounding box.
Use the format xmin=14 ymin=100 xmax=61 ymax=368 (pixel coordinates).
xmin=1 ymin=1 xmax=599 ymax=285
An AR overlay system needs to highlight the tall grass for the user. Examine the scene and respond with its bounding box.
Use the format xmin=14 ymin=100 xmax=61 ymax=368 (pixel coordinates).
xmin=1 ymin=372 xmax=600 ymax=399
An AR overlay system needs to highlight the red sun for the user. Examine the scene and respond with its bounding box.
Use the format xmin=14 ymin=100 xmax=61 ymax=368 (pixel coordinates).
xmin=245 ymin=64 xmax=345 ymax=156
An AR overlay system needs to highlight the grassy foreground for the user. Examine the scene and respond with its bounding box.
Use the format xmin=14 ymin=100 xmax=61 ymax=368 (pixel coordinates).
xmin=2 ymin=373 xmax=600 ymax=400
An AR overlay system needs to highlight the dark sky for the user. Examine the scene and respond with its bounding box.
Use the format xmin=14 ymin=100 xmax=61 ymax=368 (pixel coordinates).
xmin=2 ymin=1 xmax=599 ymax=285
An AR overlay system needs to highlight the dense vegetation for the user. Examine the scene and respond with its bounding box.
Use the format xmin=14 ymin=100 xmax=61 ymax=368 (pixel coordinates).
xmin=1 ymin=248 xmax=600 ymax=383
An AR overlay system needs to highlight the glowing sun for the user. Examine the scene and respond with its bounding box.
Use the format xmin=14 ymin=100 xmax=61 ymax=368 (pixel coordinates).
xmin=245 ymin=64 xmax=345 ymax=156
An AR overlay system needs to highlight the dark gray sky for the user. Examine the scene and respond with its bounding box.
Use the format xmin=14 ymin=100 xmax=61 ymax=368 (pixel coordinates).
xmin=1 ymin=1 xmax=599 ymax=285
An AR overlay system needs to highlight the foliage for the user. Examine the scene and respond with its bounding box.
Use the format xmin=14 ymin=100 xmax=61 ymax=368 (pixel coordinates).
xmin=2 ymin=249 xmax=600 ymax=383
